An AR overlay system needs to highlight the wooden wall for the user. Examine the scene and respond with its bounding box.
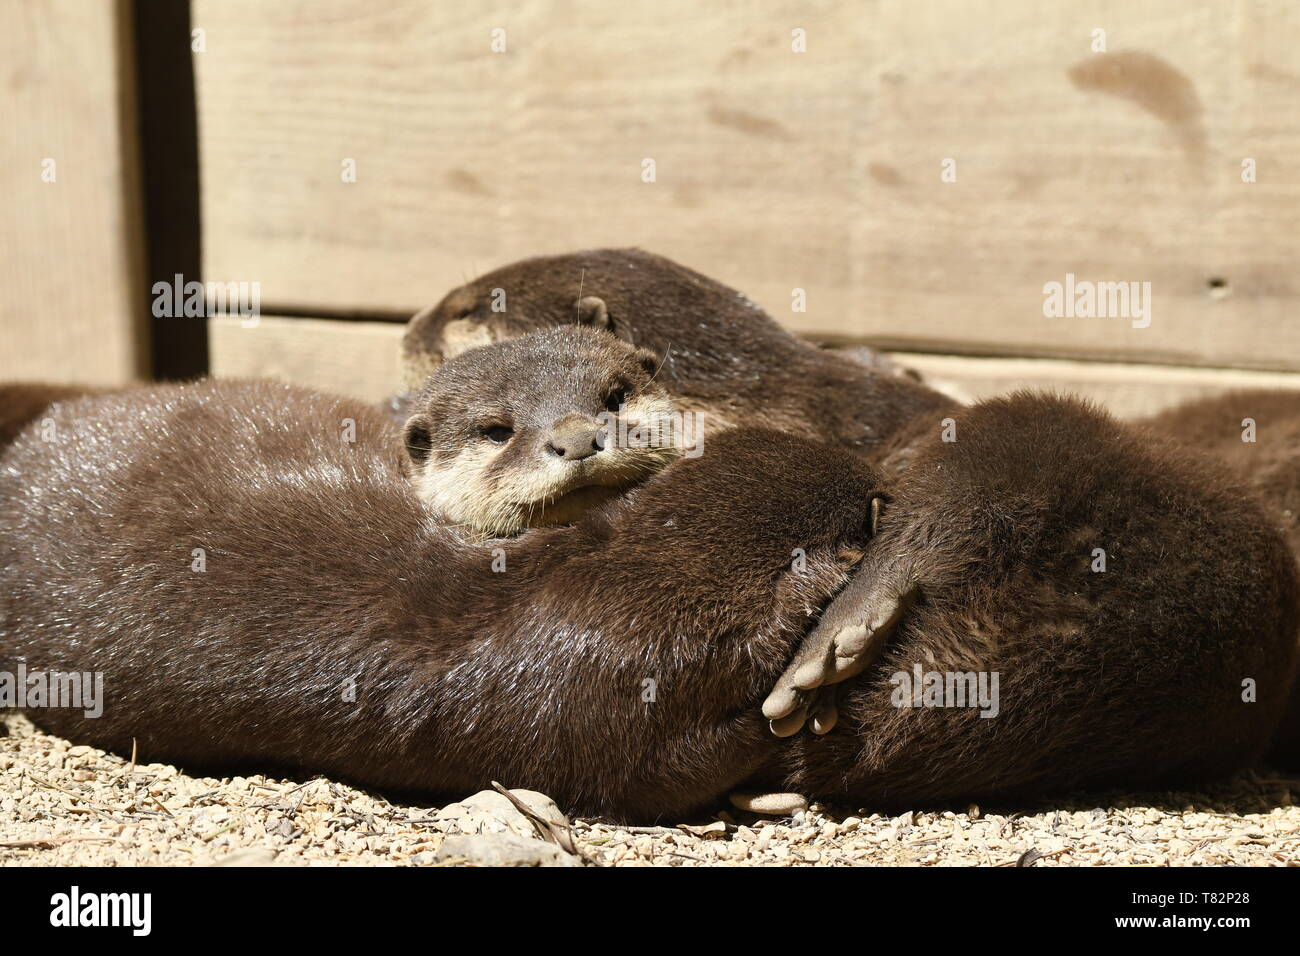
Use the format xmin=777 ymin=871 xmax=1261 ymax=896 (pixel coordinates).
xmin=5 ymin=1 xmax=1300 ymax=415
xmin=1 ymin=0 xmax=146 ymax=385
xmin=212 ymin=315 xmax=1300 ymax=418
xmin=190 ymin=0 xmax=1300 ymax=414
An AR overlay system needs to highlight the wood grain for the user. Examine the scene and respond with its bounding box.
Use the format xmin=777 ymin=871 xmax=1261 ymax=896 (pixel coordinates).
xmin=192 ymin=0 xmax=1300 ymax=371
xmin=208 ymin=316 xmax=403 ymax=404
xmin=208 ymin=314 xmax=1300 ymax=420
xmin=890 ymin=352 xmax=1300 ymax=419
xmin=0 ymin=0 xmax=146 ymax=385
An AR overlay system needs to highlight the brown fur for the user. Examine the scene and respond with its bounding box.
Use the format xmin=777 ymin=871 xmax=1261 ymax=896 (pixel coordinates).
xmin=404 ymin=251 xmax=1300 ymax=787
xmin=2 ymin=381 xmax=1295 ymax=819
xmin=1144 ymin=390 xmax=1300 ymax=766
xmin=770 ymin=392 xmax=1299 ymax=804
xmin=0 ymin=380 xmax=878 ymax=819
xmin=402 ymin=327 xmax=680 ymax=536
xmin=1145 ymin=390 xmax=1300 ymax=557
xmin=0 ymin=383 xmax=98 ymax=451
xmin=402 ymin=248 xmax=950 ymax=459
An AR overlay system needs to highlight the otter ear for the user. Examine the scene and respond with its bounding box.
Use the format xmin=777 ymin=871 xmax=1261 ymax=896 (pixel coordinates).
xmin=577 ymin=294 xmax=637 ymax=344
xmin=576 ymin=295 xmax=610 ymax=329
xmin=403 ymin=414 xmax=434 ymax=467
xmin=634 ymin=348 xmax=662 ymax=379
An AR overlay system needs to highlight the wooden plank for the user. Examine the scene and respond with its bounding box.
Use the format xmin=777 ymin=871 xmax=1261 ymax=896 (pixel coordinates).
xmin=193 ymin=0 xmax=863 ymax=320
xmin=208 ymin=314 xmax=1300 ymax=421
xmin=847 ymin=0 xmax=1300 ymax=371
xmin=0 ymin=0 xmax=146 ymax=385
xmin=208 ymin=316 xmax=403 ymax=405
xmin=889 ymin=352 xmax=1300 ymax=420
xmin=193 ymin=0 xmax=1300 ymax=371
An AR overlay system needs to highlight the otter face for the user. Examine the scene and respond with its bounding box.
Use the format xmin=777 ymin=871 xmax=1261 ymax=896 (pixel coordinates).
xmin=403 ymin=326 xmax=680 ymax=537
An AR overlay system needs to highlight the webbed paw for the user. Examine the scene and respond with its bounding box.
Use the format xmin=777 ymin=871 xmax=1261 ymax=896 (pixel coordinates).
xmin=764 ymin=541 xmax=916 ymax=736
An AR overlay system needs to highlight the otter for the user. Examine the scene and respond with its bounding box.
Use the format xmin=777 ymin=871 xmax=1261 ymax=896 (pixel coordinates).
xmin=404 ymin=252 xmax=1300 ymax=766
xmin=402 ymin=327 xmax=685 ymax=537
xmin=0 ymin=383 xmax=98 ymax=451
xmin=1143 ymin=389 xmax=1300 ymax=766
xmin=0 ymin=379 xmax=878 ymax=820
xmin=758 ymin=391 xmax=1299 ymax=803
xmin=2 ymin=379 xmax=1295 ymax=818
xmin=401 ymin=248 xmax=949 ymax=461
xmin=1145 ymin=390 xmax=1300 ymax=557
xmin=765 ymin=390 xmax=1300 ymax=751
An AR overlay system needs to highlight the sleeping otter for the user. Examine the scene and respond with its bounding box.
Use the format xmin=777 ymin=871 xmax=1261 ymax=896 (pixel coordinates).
xmin=404 ymin=252 xmax=1300 ymax=765
xmin=401 ymin=248 xmax=949 ymax=461
xmin=402 ymin=327 xmax=686 ymax=536
xmin=757 ymin=391 xmax=1299 ymax=802
xmin=2 ymin=377 xmax=1295 ymax=817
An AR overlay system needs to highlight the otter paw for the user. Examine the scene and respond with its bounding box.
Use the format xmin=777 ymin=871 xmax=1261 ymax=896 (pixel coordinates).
xmin=765 ymin=681 xmax=842 ymax=737
xmin=763 ymin=559 xmax=916 ymax=736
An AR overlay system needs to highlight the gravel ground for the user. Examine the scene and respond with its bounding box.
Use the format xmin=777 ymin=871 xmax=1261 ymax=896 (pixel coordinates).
xmin=3 ymin=714 xmax=1298 ymax=867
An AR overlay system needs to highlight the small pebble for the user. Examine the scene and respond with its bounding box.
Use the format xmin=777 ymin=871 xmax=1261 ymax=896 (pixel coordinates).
xmin=1 ymin=713 xmax=1294 ymax=868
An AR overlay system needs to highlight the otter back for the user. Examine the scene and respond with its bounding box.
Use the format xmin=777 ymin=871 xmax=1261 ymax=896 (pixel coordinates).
xmin=402 ymin=248 xmax=951 ymax=459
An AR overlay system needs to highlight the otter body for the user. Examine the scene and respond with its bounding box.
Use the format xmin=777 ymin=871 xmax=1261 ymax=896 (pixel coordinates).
xmin=1145 ymin=390 xmax=1300 ymax=766
xmin=0 ymin=383 xmax=99 ymax=451
xmin=0 ymin=380 xmax=876 ymax=819
xmin=3 ymin=381 xmax=1295 ymax=817
xmin=408 ymin=252 xmax=1300 ymax=779
xmin=1146 ymin=390 xmax=1300 ymax=557
xmin=768 ymin=393 xmax=1299 ymax=804
xmin=403 ymin=248 xmax=949 ymax=460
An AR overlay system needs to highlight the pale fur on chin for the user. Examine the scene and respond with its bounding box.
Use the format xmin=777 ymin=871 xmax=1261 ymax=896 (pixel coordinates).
xmin=413 ymin=412 xmax=682 ymax=538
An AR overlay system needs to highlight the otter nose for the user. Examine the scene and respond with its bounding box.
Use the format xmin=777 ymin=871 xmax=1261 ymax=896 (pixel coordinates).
xmin=547 ymin=430 xmax=603 ymax=460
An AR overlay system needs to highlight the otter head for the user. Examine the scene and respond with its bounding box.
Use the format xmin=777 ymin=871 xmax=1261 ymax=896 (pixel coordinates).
xmin=403 ymin=326 xmax=680 ymax=537
xmin=401 ymin=262 xmax=622 ymax=391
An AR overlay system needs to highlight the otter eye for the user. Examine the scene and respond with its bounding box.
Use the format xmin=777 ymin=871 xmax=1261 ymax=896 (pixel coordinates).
xmin=482 ymin=425 xmax=514 ymax=445
xmin=453 ymin=306 xmax=475 ymax=320
xmin=605 ymin=387 xmax=627 ymax=412
xmin=404 ymin=420 xmax=433 ymax=464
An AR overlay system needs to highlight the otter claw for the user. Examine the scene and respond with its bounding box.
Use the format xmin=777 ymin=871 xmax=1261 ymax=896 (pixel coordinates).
xmin=767 ymin=689 xmax=813 ymax=736
xmin=769 ymin=712 xmax=807 ymax=738
xmin=768 ymin=684 xmax=840 ymax=736
xmin=808 ymin=685 xmax=839 ymax=734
